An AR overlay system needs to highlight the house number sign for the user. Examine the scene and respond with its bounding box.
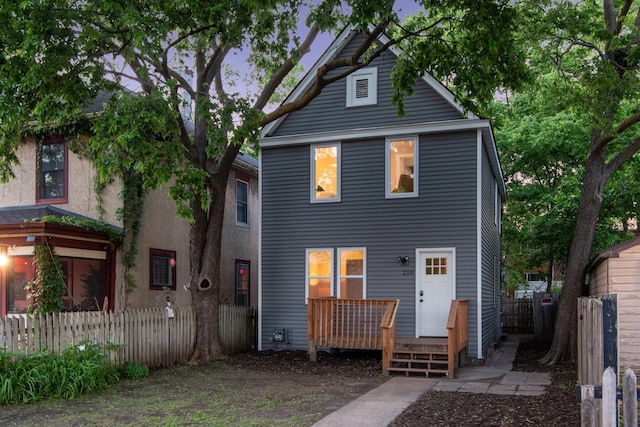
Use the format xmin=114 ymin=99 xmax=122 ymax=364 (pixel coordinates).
xmin=402 ymin=270 xmax=414 ymax=276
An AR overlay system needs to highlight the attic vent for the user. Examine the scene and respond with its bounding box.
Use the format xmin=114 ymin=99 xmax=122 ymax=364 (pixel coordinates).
xmin=346 ymin=67 xmax=377 ymax=107
xmin=355 ymin=78 xmax=369 ymax=99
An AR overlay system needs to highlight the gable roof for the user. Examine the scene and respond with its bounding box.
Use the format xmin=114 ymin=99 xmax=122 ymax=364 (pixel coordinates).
xmin=261 ymin=25 xmax=475 ymax=139
xmin=588 ymin=234 xmax=640 ymax=271
xmin=259 ymin=26 xmax=505 ymax=197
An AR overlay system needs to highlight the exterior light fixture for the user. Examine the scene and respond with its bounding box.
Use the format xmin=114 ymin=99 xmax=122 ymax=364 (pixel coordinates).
xmin=397 ymin=256 xmax=409 ymax=265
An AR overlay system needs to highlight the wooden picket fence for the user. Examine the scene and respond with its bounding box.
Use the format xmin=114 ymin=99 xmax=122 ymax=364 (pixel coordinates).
xmin=580 ymin=367 xmax=638 ymax=427
xmin=501 ymin=297 xmax=533 ymax=333
xmin=0 ymin=304 xmax=257 ymax=368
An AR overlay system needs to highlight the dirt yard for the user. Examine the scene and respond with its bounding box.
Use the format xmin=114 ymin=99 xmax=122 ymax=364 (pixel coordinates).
xmin=0 ymin=339 xmax=579 ymax=426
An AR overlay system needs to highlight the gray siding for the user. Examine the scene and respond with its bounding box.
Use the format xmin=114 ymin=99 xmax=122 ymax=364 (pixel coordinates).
xmin=261 ymin=131 xmax=479 ymax=353
xmin=480 ymin=142 xmax=502 ymax=357
xmin=271 ymin=34 xmax=463 ymax=138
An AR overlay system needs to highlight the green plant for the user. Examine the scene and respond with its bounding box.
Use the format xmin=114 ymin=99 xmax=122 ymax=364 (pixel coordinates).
xmin=25 ymin=243 xmax=66 ymax=314
xmin=0 ymin=341 xmax=119 ymax=405
xmin=121 ymin=361 xmax=149 ymax=379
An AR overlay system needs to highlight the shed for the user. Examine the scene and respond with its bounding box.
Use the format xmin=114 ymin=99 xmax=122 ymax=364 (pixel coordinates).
xmin=588 ymin=235 xmax=640 ymax=372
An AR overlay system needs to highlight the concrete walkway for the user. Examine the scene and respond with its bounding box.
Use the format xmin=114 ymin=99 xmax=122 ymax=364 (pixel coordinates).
xmin=312 ymin=338 xmax=550 ymax=427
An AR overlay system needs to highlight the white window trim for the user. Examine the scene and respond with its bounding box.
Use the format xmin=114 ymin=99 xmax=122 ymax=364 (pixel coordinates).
xmin=346 ymin=67 xmax=377 ymax=107
xmin=337 ymin=247 xmax=367 ymax=299
xmin=236 ymin=178 xmax=249 ymax=227
xmin=305 ymin=248 xmax=334 ymax=304
xmin=310 ymin=142 xmax=341 ymax=203
xmin=385 ymin=136 xmax=419 ymax=199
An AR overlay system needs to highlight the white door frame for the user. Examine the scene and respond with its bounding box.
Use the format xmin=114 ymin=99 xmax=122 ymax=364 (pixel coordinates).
xmin=414 ymin=247 xmax=456 ymax=338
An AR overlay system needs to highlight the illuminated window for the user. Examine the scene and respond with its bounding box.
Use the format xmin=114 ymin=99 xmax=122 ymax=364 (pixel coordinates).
xmin=6 ymin=256 xmax=34 ymax=313
xmin=305 ymin=249 xmax=333 ymax=302
xmin=311 ymin=143 xmax=340 ymax=203
xmin=37 ymin=138 xmax=67 ymax=203
xmin=235 ymin=260 xmax=250 ymax=307
xmin=386 ymin=137 xmax=418 ymax=198
xmin=338 ymin=248 xmax=366 ymax=299
xmin=149 ymin=249 xmax=176 ymax=290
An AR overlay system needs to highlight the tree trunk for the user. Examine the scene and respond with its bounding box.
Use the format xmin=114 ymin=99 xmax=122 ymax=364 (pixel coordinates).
xmin=540 ymin=144 xmax=607 ymax=364
xmin=188 ymin=172 xmax=228 ymax=363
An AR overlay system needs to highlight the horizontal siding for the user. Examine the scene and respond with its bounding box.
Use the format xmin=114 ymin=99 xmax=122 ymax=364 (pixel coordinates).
xmin=272 ymin=34 xmax=463 ymax=138
xmin=261 ymin=131 xmax=478 ymax=351
xmin=479 ymin=141 xmax=502 ymax=358
xmin=589 ymin=247 xmax=640 ymax=372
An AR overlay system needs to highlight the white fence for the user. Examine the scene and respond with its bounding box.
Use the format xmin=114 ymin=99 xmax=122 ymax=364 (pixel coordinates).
xmin=580 ymin=366 xmax=638 ymax=427
xmin=0 ymin=305 xmax=257 ymax=368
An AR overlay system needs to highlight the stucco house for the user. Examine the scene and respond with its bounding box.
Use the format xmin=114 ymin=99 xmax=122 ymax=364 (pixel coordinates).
xmin=0 ymin=96 xmax=259 ymax=318
xmin=258 ymin=27 xmax=504 ymax=373
xmin=588 ymin=235 xmax=640 ymax=372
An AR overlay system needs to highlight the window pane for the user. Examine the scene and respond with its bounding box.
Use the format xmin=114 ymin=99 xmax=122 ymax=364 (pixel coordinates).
xmin=6 ymin=256 xmax=33 ymax=313
xmin=388 ymin=139 xmax=415 ymax=194
xmin=313 ymin=146 xmax=338 ymax=199
xmin=340 ymin=278 xmax=363 ymax=299
xmin=236 ymin=262 xmax=250 ymax=306
xmin=339 ymin=249 xmax=364 ymax=299
xmin=150 ymin=249 xmax=176 ymax=289
xmin=307 ymin=249 xmax=332 ymax=301
xmin=236 ymin=180 xmax=248 ymax=225
xmin=39 ymin=141 xmax=65 ymax=200
xmin=72 ymin=259 xmax=107 ymax=311
xmin=308 ymin=250 xmax=331 ymax=276
xmin=309 ymin=278 xmax=331 ymax=298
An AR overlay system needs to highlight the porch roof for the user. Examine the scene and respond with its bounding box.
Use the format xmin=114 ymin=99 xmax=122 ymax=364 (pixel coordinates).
xmin=0 ymin=205 xmax=121 ymax=249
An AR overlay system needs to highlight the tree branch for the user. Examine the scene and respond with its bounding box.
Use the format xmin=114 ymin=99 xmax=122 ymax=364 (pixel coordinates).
xmin=253 ymin=23 xmax=321 ymax=110
xmin=605 ymin=135 xmax=640 ymax=181
xmin=593 ymin=111 xmax=640 ymax=152
xmin=604 ymin=0 xmax=617 ymax=34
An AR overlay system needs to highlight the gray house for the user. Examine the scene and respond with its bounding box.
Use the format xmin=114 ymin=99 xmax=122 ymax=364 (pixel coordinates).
xmin=259 ymin=27 xmax=504 ymax=372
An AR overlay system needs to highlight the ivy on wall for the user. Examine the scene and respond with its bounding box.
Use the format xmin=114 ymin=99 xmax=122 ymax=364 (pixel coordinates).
xmin=25 ymin=242 xmax=66 ymax=314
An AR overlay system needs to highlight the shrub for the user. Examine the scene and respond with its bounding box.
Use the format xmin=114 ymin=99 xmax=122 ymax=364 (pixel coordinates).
xmin=121 ymin=361 xmax=149 ymax=379
xmin=0 ymin=341 xmax=119 ymax=405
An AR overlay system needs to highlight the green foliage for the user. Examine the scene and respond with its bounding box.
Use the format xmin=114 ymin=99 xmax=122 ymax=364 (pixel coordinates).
xmin=121 ymin=361 xmax=149 ymax=379
xmin=25 ymin=243 xmax=66 ymax=315
xmin=391 ymin=0 xmax=529 ymax=114
xmin=37 ymin=215 xmax=124 ymax=244
xmin=494 ymin=0 xmax=640 ymax=290
xmin=0 ymin=342 xmax=119 ymax=405
xmin=0 ymin=0 xmax=530 ymax=361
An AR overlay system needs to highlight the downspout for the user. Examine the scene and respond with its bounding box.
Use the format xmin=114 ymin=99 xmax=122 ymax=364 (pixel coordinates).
xmin=257 ymin=150 xmax=263 ymax=351
xmin=476 ymin=129 xmax=483 ymax=360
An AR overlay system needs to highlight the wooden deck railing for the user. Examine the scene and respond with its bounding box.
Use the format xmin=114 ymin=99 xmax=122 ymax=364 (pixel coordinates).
xmin=307 ymin=297 xmax=399 ymax=373
xmin=446 ymin=299 xmax=469 ymax=378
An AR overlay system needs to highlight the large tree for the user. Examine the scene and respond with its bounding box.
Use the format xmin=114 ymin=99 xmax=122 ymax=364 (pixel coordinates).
xmin=0 ymin=0 xmax=527 ymax=363
xmin=510 ymin=0 xmax=640 ymax=363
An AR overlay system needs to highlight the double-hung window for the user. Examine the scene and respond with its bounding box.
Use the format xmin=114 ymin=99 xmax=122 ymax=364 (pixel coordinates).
xmin=311 ymin=143 xmax=340 ymax=203
xmin=305 ymin=249 xmax=333 ymax=301
xmin=306 ymin=247 xmax=366 ymax=303
xmin=37 ymin=138 xmax=67 ymax=203
xmin=386 ymin=136 xmax=418 ymax=198
xmin=149 ymin=248 xmax=176 ymax=290
xmin=338 ymin=248 xmax=366 ymax=299
xmin=236 ymin=178 xmax=249 ymax=227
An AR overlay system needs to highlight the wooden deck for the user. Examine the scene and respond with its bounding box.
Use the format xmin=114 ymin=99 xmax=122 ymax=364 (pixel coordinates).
xmin=307 ymin=298 xmax=468 ymax=377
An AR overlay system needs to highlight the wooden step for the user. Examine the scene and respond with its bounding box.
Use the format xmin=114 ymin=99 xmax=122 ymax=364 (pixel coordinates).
xmin=394 ymin=337 xmax=448 ymax=353
xmin=390 ymin=349 xmax=450 ymax=377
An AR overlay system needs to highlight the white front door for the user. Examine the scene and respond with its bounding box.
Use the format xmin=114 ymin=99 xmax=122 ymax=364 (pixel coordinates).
xmin=416 ymin=249 xmax=454 ymax=337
